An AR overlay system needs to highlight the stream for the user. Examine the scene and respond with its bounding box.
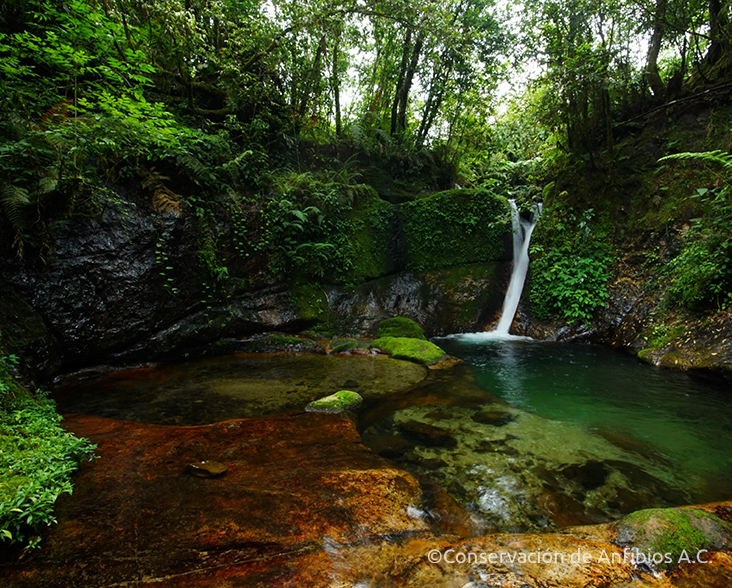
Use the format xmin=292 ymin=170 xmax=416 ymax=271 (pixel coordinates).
xmin=53 ymin=340 xmax=732 ymax=535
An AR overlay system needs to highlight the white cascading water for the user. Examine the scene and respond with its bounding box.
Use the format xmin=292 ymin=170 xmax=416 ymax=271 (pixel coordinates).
xmin=493 ymin=199 xmax=540 ymax=335
xmin=446 ymin=199 xmax=540 ymax=342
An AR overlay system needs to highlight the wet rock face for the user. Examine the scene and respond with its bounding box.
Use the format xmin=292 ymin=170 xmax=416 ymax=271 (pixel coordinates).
xmin=3 ymin=411 xmax=732 ymax=587
xmin=1 ymin=199 xmax=303 ymax=370
xmin=0 ymin=413 xmax=434 ymax=587
xmin=0 ymin=195 xmax=508 ymax=372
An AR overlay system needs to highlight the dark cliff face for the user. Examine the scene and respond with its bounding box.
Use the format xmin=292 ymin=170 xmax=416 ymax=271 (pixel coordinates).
xmin=1 ymin=198 xmax=301 ymax=376
xmin=0 ymin=194 xmax=510 ymax=379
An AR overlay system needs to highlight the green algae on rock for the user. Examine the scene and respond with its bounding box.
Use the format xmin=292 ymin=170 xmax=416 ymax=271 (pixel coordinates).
xmin=615 ymin=507 xmax=732 ymax=570
xmin=305 ymin=390 xmax=363 ymax=413
xmin=372 ymin=336 xmax=449 ymax=366
xmin=374 ymin=317 xmax=427 ymax=340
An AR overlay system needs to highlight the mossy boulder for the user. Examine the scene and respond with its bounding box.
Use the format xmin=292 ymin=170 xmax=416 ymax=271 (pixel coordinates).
xmin=328 ymin=339 xmax=371 ymax=354
xmin=305 ymin=390 xmax=363 ymax=413
xmin=615 ymin=507 xmax=732 ymax=570
xmin=372 ymin=337 xmax=449 ymax=366
xmin=374 ymin=317 xmax=427 ymax=340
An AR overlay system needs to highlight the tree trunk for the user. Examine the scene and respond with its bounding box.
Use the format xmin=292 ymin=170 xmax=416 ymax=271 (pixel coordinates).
xmin=332 ymin=41 xmax=341 ymax=136
xmin=391 ymin=29 xmax=412 ymax=135
xmin=706 ymin=0 xmax=726 ymax=65
xmin=646 ymin=0 xmax=667 ymax=99
xmin=299 ymin=35 xmax=327 ymax=116
xmin=395 ymin=32 xmax=424 ymax=135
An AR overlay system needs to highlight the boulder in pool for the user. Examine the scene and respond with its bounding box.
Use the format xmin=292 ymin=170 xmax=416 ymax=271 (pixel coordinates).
xmin=615 ymin=507 xmax=732 ymax=570
xmin=305 ymin=390 xmax=363 ymax=413
xmin=372 ymin=336 xmax=449 ymax=366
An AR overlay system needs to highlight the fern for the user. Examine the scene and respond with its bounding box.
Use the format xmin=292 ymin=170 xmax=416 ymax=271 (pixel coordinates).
xmin=140 ymin=168 xmax=182 ymax=216
xmin=140 ymin=168 xmax=170 ymax=190
xmin=0 ymin=182 xmax=30 ymax=232
xmin=152 ymin=187 xmax=183 ymax=215
xmin=659 ymin=150 xmax=732 ymax=174
xmin=176 ymin=154 xmax=216 ymax=188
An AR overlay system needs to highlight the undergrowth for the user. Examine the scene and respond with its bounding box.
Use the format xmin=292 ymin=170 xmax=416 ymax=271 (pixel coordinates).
xmin=529 ymin=202 xmax=613 ymax=324
xmin=0 ymin=353 xmax=95 ymax=549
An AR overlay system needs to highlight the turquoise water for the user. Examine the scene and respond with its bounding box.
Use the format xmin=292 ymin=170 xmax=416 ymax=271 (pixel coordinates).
xmin=437 ymin=337 xmax=732 ymax=487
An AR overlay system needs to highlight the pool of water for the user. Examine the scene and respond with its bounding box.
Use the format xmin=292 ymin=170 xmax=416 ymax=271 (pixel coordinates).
xmin=437 ymin=337 xmax=732 ymax=483
xmin=54 ymin=342 xmax=732 ymax=534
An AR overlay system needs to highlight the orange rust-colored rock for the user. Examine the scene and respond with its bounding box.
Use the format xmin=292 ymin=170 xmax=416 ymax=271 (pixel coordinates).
xmin=1 ymin=413 xmax=732 ymax=588
xmin=0 ymin=413 xmax=432 ymax=587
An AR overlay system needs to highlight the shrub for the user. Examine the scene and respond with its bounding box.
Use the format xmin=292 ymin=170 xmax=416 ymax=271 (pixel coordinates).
xmin=0 ymin=355 xmax=95 ymax=548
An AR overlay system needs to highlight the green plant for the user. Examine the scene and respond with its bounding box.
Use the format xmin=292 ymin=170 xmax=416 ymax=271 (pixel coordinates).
xmin=529 ymin=206 xmax=613 ymax=324
xmin=658 ymin=151 xmax=732 ymax=310
xmin=0 ymin=354 xmax=95 ymax=548
xmin=399 ymin=189 xmax=509 ymax=271
xmin=259 ymin=174 xmax=390 ymax=284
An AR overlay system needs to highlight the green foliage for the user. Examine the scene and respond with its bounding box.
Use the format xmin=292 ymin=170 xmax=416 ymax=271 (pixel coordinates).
xmin=0 ymin=354 xmax=95 ymax=548
xmin=529 ymin=205 xmax=613 ymax=323
xmin=659 ymin=152 xmax=732 ymax=309
xmin=399 ymin=189 xmax=509 ymax=271
xmin=375 ymin=317 xmax=427 ymax=340
xmin=260 ymin=174 xmax=392 ymax=284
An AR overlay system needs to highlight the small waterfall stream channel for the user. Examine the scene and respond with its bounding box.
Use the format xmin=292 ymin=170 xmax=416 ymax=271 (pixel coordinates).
xmin=3 ymin=200 xmax=732 ymax=588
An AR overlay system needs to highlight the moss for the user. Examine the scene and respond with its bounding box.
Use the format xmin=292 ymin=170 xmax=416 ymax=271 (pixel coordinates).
xmin=239 ymin=333 xmax=325 ymax=353
xmin=305 ymin=390 xmax=363 ymax=413
xmin=375 ymin=317 xmax=427 ymax=340
xmin=425 ymin=263 xmax=501 ymax=324
xmin=329 ymin=339 xmax=370 ymax=354
xmin=345 ymin=195 xmax=393 ymax=284
xmin=292 ymin=283 xmax=329 ymax=322
xmin=616 ymin=507 xmax=732 ymax=570
xmin=399 ymin=188 xmax=509 ymax=272
xmin=372 ymin=337 xmax=449 ymax=366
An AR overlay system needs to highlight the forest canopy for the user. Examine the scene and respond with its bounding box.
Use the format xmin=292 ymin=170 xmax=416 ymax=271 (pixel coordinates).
xmin=0 ymin=0 xmax=729 ymax=256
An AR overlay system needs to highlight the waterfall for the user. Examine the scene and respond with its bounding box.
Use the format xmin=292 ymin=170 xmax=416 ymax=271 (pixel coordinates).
xmin=493 ymin=199 xmax=541 ymax=335
xmin=441 ymin=199 xmax=540 ymax=343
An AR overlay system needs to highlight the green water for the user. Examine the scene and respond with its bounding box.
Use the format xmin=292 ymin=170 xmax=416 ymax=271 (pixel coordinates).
xmin=437 ymin=337 xmax=732 ymax=490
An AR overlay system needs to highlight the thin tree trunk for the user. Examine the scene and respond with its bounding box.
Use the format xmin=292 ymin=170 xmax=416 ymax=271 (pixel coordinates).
xmin=646 ymin=0 xmax=667 ymax=98
xmin=396 ymin=31 xmax=424 ymax=135
xmin=707 ymin=0 xmax=725 ymax=65
xmin=332 ymin=41 xmax=341 ymax=136
xmin=391 ymin=29 xmax=412 ymax=135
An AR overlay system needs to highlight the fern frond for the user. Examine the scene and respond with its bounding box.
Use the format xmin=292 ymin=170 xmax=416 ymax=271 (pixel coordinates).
xmin=659 ymin=150 xmax=732 ymax=172
xmin=176 ymin=154 xmax=216 ymax=187
xmin=37 ymin=174 xmax=58 ymax=195
xmin=0 ymin=182 xmax=30 ymax=231
xmin=152 ymin=186 xmax=182 ymax=216
xmin=139 ymin=167 xmax=171 ymax=190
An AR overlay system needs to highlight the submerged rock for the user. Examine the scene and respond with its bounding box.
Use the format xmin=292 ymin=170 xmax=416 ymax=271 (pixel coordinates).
xmin=185 ymin=460 xmax=228 ymax=478
xmin=368 ymin=433 xmax=416 ymax=458
xmin=305 ymin=390 xmax=363 ymax=413
xmin=471 ymin=405 xmax=517 ymax=426
xmin=398 ymin=420 xmax=458 ymax=448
